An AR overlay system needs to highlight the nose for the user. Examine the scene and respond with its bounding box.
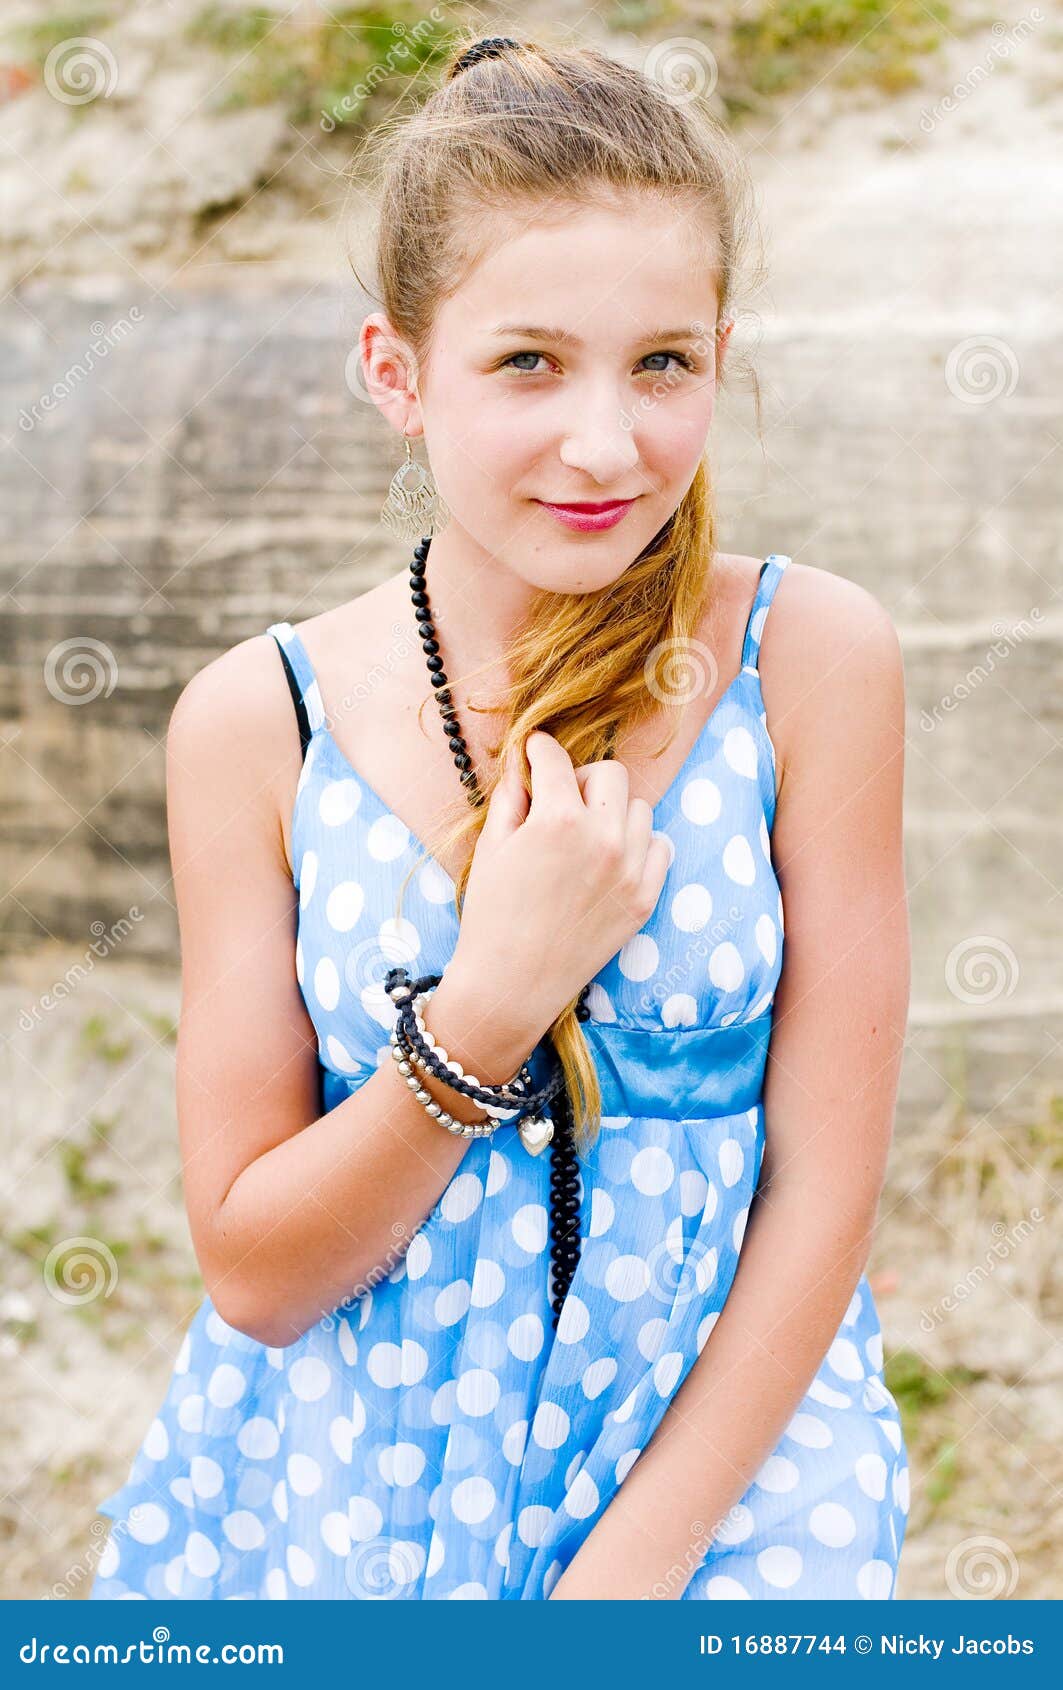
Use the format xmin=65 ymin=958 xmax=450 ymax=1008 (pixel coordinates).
xmin=558 ymin=393 xmax=640 ymax=485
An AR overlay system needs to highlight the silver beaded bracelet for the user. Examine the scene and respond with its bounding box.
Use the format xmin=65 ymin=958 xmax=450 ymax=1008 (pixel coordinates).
xmin=388 ymin=987 xmax=515 ymax=1141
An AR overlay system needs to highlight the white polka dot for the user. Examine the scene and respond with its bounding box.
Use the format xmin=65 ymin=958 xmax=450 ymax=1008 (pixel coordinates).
xmin=379 ymin=1443 xmax=425 ymax=1487
xmin=755 ymin=1455 xmax=800 ymax=1493
xmin=807 ymin=1378 xmax=852 ymax=1410
xmin=286 ymin=1545 xmax=316 ymax=1587
xmin=855 ymin=1452 xmax=888 ymax=1500
xmin=418 ymin=859 xmax=454 ymax=903
xmin=630 ymin=1146 xmax=674 ymax=1195
xmin=299 ymin=851 xmax=318 ymax=907
xmin=604 ymin=1254 xmax=650 ymax=1301
xmin=894 ymin=1466 xmax=910 ymax=1511
xmin=185 ymin=1531 xmax=220 ymax=1579
xmin=810 ymin=1503 xmax=857 ymax=1547
xmin=287 ymin=1453 xmax=322 ymax=1496
xmin=313 ymin=956 xmax=340 ymax=1011
xmin=681 ymin=777 xmax=721 ymax=825
xmin=695 ymin=1245 xmax=718 ymax=1293
xmin=828 ymin=1338 xmax=865 ymax=1381
xmin=464 ymin=1258 xmax=503 ymax=1309
xmin=319 ymin=780 xmax=361 ymax=826
xmin=456 ymin=1368 xmax=501 ymax=1416
xmin=672 ymin=883 xmax=712 ymax=931
xmin=367 ymin=814 xmax=409 ymax=861
xmin=723 ymin=724 xmax=758 ymax=779
xmin=865 ymin=1331 xmax=884 ymax=1371
xmin=755 ymin=914 xmax=777 ymax=965
xmin=582 ymin=1357 xmax=617 ymax=1398
xmin=653 ymin=1351 xmax=683 ymax=1396
xmin=723 ymin=834 xmax=756 ymax=885
xmin=718 ymin=1138 xmax=744 ymax=1186
xmin=434 ymin=1279 xmax=471 ymax=1326
xmin=787 ymin=1412 xmax=832 ymax=1449
xmin=206 ymin=1364 xmax=245 ymax=1407
xmin=328 ymin=1416 xmax=354 ymax=1463
xmin=589 ymin=1188 xmax=614 ymax=1236
xmin=265 ymin=1567 xmax=287 ymax=1599
xmin=349 ymin=1496 xmax=383 ymax=1541
xmin=288 ymin=1357 xmax=331 ymax=1401
xmin=517 ymin=1504 xmax=552 ymax=1547
xmin=325 ymin=881 xmax=364 ymax=931
xmin=452 ymin=1476 xmax=496 ymax=1524
xmin=177 ymin=1394 xmax=204 ymax=1433
xmin=128 ymin=1503 xmax=169 ymax=1545
xmin=507 ymin=1313 xmax=544 ymax=1362
xmin=440 ymin=1172 xmax=483 ymax=1224
xmin=223 ymin=1511 xmax=266 ymax=1551
xmin=714 ymin=1504 xmax=755 ymax=1545
xmin=564 ymin=1469 xmax=599 ymax=1519
xmin=143 ymin=1418 xmax=169 ymax=1461
xmin=556 ymin=1294 xmax=589 ymax=1344
xmin=661 ymin=993 xmax=698 ymax=1027
xmin=325 ymin=1034 xmax=359 ymax=1072
xmin=502 ymin=1420 xmax=528 ymax=1466
xmin=758 ymin=1544 xmax=803 ymax=1588
xmin=189 ymin=1456 xmax=224 ymax=1498
xmin=532 ymin=1401 xmax=570 ymax=1449
xmin=232 ymin=1413 xmax=276 ymax=1468
xmin=619 ymin=934 xmax=658 ymax=981
xmin=320 ymin=1512 xmax=351 ymax=1557
xmin=709 ymin=942 xmax=744 ymax=992
xmin=705 ymin=1574 xmax=750 ymax=1598
xmin=857 ymin=1559 xmax=894 ymax=1599
xmin=512 ymin=1204 xmax=548 ymax=1254
xmin=404 ymin=1232 xmax=432 ymax=1280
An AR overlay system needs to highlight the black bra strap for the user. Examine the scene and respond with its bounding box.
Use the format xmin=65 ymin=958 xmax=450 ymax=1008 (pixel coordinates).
xmin=271 ymin=632 xmax=311 ymax=761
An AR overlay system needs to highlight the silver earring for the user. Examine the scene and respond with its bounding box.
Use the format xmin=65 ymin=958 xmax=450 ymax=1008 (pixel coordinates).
xmin=380 ymin=435 xmax=450 ymax=540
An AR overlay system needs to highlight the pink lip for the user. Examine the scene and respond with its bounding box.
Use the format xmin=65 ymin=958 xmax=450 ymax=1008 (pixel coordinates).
xmin=535 ymin=497 xmax=637 ymax=532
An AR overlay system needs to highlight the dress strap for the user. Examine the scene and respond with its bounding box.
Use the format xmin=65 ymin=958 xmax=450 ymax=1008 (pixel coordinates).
xmin=740 ymin=554 xmax=791 ymax=675
xmin=266 ymin=621 xmax=326 ymax=760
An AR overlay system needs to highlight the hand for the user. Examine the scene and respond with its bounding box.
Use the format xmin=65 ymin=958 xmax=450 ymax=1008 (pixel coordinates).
xmin=451 ymin=730 xmax=670 ymax=1043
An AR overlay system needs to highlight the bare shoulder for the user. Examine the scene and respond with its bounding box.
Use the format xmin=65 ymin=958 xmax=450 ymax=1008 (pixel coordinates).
xmin=166 ymin=631 xmax=305 ymax=868
xmin=756 ymin=559 xmax=906 ymax=801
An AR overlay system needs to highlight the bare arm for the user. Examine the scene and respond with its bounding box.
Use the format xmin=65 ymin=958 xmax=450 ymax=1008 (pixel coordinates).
xmin=168 ymin=636 xmax=540 ymax=1349
xmin=549 ymin=567 xmax=911 ymax=1599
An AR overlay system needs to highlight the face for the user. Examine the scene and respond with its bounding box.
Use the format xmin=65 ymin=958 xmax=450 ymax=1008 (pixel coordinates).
xmin=363 ymin=194 xmax=731 ymax=595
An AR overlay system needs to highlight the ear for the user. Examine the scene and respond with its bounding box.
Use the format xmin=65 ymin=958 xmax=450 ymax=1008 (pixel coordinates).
xmin=357 ymin=311 xmax=423 ymax=437
xmin=715 ymin=312 xmax=736 ymax=377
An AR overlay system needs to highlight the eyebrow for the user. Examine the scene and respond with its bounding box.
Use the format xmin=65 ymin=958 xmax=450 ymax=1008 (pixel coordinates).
xmin=488 ymin=322 xmax=705 ymax=347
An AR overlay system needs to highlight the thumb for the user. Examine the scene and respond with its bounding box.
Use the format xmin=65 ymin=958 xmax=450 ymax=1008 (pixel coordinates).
xmin=480 ymin=737 xmax=530 ymax=840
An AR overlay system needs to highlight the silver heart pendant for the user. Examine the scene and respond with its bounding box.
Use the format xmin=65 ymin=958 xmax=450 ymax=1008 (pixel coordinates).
xmin=517 ymin=1115 xmax=554 ymax=1157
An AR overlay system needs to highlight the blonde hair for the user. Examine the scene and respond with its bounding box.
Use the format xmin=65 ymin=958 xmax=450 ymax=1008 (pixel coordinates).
xmin=348 ymin=29 xmax=762 ymax=1153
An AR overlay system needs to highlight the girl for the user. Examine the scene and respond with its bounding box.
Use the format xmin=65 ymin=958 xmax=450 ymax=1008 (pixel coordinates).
xmin=90 ymin=31 xmax=911 ymax=1600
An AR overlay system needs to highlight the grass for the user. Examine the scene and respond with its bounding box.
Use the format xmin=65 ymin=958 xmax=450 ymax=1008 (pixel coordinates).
xmin=885 ymin=1346 xmax=985 ymax=1513
xmin=184 ymin=1 xmax=463 ymax=128
xmin=613 ymin=0 xmax=960 ymax=120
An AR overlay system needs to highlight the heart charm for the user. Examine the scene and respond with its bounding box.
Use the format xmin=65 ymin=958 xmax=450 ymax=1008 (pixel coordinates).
xmin=517 ymin=1114 xmax=554 ymax=1157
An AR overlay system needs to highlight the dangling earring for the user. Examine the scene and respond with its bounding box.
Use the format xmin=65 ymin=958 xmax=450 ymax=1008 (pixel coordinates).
xmin=380 ymin=435 xmax=450 ymax=540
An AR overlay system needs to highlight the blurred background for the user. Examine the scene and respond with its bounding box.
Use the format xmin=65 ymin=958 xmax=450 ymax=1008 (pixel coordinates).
xmin=1 ymin=0 xmax=1060 ymax=1601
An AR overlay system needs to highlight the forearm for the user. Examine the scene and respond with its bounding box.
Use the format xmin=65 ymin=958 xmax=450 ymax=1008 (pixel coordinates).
xmin=212 ymin=969 xmax=540 ymax=1347
xmin=551 ymin=1181 xmax=876 ymax=1600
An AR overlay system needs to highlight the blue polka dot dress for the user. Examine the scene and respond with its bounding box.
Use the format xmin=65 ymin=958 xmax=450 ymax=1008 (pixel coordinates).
xmin=90 ymin=554 xmax=909 ymax=1600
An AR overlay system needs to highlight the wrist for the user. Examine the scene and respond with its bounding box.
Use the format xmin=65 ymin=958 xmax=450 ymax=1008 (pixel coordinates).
xmin=428 ymin=963 xmax=544 ymax=1087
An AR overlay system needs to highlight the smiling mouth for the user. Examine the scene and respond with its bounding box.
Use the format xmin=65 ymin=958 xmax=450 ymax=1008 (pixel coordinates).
xmin=537 ymin=498 xmax=636 ymax=512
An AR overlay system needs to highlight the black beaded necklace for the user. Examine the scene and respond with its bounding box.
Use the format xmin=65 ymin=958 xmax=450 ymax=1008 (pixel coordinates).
xmin=409 ymin=533 xmax=587 ymax=1328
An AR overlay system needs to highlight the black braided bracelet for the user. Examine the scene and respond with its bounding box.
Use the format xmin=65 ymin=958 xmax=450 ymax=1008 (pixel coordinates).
xmin=385 ymin=968 xmax=568 ymax=1125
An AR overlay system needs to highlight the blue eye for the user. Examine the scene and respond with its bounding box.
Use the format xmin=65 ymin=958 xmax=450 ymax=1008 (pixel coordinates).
xmin=500 ymin=350 xmax=693 ymax=375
